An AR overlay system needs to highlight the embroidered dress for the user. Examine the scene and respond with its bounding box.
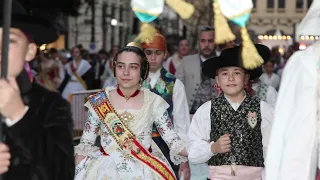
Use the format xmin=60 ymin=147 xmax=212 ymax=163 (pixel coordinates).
xmin=74 ymin=87 xmax=187 ymax=180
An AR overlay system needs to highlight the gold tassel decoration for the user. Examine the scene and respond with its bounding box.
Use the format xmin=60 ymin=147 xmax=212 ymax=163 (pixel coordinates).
xmin=213 ymin=0 xmax=236 ymax=44
xmin=166 ymin=0 xmax=195 ymax=19
xmin=134 ymin=23 xmax=157 ymax=44
xmin=240 ymin=27 xmax=264 ymax=69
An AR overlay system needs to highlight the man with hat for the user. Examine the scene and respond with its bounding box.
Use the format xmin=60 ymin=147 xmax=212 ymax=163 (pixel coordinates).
xmin=188 ymin=46 xmax=274 ymax=179
xmin=141 ymin=33 xmax=191 ymax=179
xmin=0 ymin=1 xmax=74 ymax=179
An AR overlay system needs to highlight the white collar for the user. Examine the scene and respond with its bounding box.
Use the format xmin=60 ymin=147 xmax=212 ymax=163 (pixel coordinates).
xmin=148 ymin=69 xmax=161 ymax=88
xmin=224 ymin=92 xmax=246 ymax=111
xmin=200 ymin=55 xmax=207 ymax=62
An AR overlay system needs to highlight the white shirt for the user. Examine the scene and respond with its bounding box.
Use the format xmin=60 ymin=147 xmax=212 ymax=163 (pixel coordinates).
xmin=4 ymin=106 xmax=29 ymax=127
xmin=265 ymin=43 xmax=320 ymax=180
xmin=200 ymin=56 xmax=207 ymax=63
xmin=188 ymin=98 xmax=274 ymax=178
xmin=148 ymin=69 xmax=190 ymax=144
xmin=259 ymin=73 xmax=281 ymax=90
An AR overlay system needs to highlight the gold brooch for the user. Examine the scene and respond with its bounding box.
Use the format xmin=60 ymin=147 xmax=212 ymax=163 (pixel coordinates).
xmin=119 ymin=111 xmax=134 ymax=122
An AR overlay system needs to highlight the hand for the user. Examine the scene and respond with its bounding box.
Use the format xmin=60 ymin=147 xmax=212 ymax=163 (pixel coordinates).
xmin=178 ymin=162 xmax=190 ymax=180
xmin=178 ymin=148 xmax=188 ymax=157
xmin=0 ymin=143 xmax=10 ymax=174
xmin=75 ymin=155 xmax=85 ymax=165
xmin=211 ymin=134 xmax=231 ymax=154
xmin=0 ymin=78 xmax=26 ymax=120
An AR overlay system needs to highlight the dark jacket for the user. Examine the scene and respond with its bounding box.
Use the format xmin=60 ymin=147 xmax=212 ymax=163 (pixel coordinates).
xmin=3 ymin=70 xmax=75 ymax=180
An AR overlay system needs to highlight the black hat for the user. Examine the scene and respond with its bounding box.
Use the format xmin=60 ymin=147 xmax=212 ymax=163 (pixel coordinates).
xmin=0 ymin=1 xmax=59 ymax=45
xmin=202 ymin=44 xmax=270 ymax=80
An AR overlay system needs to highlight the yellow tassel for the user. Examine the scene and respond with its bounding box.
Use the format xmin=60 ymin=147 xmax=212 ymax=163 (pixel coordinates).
xmin=213 ymin=0 xmax=236 ymax=44
xmin=166 ymin=0 xmax=195 ymax=19
xmin=134 ymin=23 xmax=157 ymax=44
xmin=240 ymin=27 xmax=264 ymax=69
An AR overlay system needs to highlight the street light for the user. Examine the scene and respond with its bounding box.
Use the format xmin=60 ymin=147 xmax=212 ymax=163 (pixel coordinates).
xmin=111 ymin=19 xmax=118 ymax=26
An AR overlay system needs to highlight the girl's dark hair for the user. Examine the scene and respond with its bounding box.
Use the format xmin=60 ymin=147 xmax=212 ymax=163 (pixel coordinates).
xmin=113 ymin=45 xmax=149 ymax=81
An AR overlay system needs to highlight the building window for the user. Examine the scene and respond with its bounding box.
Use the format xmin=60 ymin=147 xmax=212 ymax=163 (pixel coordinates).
xmin=278 ymin=0 xmax=285 ymax=8
xmin=267 ymin=0 xmax=274 ymax=8
xmin=308 ymin=0 xmax=313 ymax=8
xmin=252 ymin=0 xmax=256 ymax=8
xmin=296 ymin=0 xmax=303 ymax=9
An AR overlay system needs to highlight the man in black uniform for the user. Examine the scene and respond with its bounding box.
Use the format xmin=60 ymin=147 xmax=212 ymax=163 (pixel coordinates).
xmin=0 ymin=1 xmax=75 ymax=179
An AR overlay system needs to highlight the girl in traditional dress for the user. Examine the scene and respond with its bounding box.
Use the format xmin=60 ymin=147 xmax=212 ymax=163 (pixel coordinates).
xmin=188 ymin=46 xmax=274 ymax=180
xmin=59 ymin=47 xmax=93 ymax=100
xmin=74 ymin=42 xmax=188 ymax=180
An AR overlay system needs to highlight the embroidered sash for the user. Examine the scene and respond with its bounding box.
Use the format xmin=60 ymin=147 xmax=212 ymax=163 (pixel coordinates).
xmin=88 ymin=90 xmax=176 ymax=180
xmin=70 ymin=63 xmax=87 ymax=90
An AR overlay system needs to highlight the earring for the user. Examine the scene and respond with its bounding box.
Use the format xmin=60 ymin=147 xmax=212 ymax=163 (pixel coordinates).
xmin=214 ymin=84 xmax=222 ymax=96
xmin=139 ymin=78 xmax=144 ymax=87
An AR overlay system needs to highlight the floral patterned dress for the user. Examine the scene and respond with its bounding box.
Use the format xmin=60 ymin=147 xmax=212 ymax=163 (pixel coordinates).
xmin=74 ymin=87 xmax=188 ymax=180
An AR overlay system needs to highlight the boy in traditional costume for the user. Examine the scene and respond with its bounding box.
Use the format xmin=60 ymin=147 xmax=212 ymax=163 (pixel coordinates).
xmin=188 ymin=46 xmax=274 ymax=180
xmin=0 ymin=1 xmax=75 ymax=179
xmin=74 ymin=43 xmax=188 ymax=180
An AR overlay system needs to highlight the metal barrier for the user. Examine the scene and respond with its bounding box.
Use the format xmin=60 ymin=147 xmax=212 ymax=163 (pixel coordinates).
xmin=69 ymin=89 xmax=100 ymax=138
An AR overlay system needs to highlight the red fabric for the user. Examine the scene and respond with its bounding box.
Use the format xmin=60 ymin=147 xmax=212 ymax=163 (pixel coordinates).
xmin=24 ymin=63 xmax=33 ymax=82
xmin=317 ymin=170 xmax=320 ymax=180
xmin=169 ymin=60 xmax=176 ymax=75
xmin=70 ymin=63 xmax=77 ymax=72
xmin=116 ymin=86 xmax=140 ymax=98
xmin=246 ymin=82 xmax=256 ymax=95
xmin=100 ymin=147 xmax=109 ymax=156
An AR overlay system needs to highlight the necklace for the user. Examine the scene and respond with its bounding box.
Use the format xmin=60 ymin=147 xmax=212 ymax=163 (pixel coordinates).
xmin=117 ymin=87 xmax=140 ymax=101
xmin=119 ymin=111 xmax=134 ymax=122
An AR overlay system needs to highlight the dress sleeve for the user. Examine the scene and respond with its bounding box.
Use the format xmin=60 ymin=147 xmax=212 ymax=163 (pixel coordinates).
xmin=260 ymin=101 xmax=274 ymax=161
xmin=74 ymin=101 xmax=100 ymax=156
xmin=171 ymin=79 xmax=190 ymax=144
xmin=265 ymin=49 xmax=318 ymax=180
xmin=187 ymin=101 xmax=215 ymax=164
xmin=153 ymin=95 xmax=188 ymax=165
